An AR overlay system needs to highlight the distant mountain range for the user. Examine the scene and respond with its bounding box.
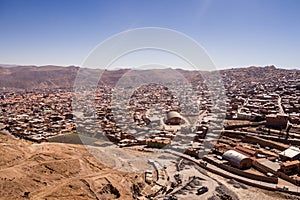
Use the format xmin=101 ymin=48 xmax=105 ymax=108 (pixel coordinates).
xmin=0 ymin=65 xmax=79 ymax=89
xmin=0 ymin=65 xmax=298 ymax=90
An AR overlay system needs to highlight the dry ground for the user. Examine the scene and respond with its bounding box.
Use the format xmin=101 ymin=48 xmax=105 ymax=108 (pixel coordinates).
xmin=1 ymin=131 xmax=299 ymax=200
xmin=0 ymin=132 xmax=145 ymax=200
xmin=207 ymin=171 xmax=300 ymax=200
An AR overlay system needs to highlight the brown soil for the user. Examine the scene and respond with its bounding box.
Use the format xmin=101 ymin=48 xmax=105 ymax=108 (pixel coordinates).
xmin=0 ymin=132 xmax=144 ymax=200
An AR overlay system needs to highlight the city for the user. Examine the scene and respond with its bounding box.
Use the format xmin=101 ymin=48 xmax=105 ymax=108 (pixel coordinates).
xmin=0 ymin=65 xmax=299 ymax=199
xmin=1 ymin=1 xmax=300 ymax=199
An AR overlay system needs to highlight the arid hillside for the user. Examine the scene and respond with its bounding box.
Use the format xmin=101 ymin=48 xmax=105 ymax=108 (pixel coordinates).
xmin=0 ymin=65 xmax=298 ymax=90
xmin=0 ymin=131 xmax=144 ymax=200
xmin=0 ymin=66 xmax=79 ymax=89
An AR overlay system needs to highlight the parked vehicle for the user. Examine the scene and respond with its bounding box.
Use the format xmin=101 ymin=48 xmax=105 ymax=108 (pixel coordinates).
xmin=283 ymin=186 xmax=289 ymax=191
xmin=196 ymin=186 xmax=208 ymax=195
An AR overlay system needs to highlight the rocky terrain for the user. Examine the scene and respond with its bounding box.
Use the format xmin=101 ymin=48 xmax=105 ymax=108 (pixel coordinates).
xmin=0 ymin=131 xmax=145 ymax=200
xmin=0 ymin=65 xmax=79 ymax=89
xmin=0 ymin=65 xmax=298 ymax=91
xmin=2 ymin=131 xmax=299 ymax=200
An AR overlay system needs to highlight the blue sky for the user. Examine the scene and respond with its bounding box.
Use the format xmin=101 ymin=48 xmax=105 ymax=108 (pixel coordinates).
xmin=0 ymin=0 xmax=299 ymax=69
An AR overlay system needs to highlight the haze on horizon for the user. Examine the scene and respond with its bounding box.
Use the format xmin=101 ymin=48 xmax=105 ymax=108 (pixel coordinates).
xmin=0 ymin=0 xmax=300 ymax=70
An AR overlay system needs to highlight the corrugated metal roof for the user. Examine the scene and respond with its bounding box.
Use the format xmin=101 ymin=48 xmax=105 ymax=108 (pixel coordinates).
xmin=257 ymin=158 xmax=280 ymax=171
xmin=280 ymin=146 xmax=300 ymax=159
xmin=166 ymin=111 xmax=182 ymax=120
xmin=223 ymin=150 xmax=250 ymax=164
xmin=282 ymin=160 xmax=300 ymax=167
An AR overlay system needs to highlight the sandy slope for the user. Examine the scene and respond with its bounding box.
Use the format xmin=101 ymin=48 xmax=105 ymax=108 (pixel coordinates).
xmin=0 ymin=132 xmax=144 ymax=200
xmin=2 ymin=131 xmax=299 ymax=200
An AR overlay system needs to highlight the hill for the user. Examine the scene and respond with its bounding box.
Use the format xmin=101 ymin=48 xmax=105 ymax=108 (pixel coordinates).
xmin=0 ymin=64 xmax=298 ymax=90
xmin=0 ymin=131 xmax=144 ymax=200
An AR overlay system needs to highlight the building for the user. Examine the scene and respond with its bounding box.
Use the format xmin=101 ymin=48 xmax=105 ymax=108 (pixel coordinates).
xmin=222 ymin=150 xmax=252 ymax=169
xmin=266 ymin=114 xmax=289 ymax=129
xmin=161 ymin=111 xmax=189 ymax=131
xmin=146 ymin=138 xmax=170 ymax=148
xmin=145 ymin=169 xmax=153 ymax=184
xmin=279 ymin=146 xmax=300 ymax=161
xmin=165 ymin=111 xmax=184 ymax=125
xmin=186 ymin=147 xmax=201 ymax=158
xmin=237 ymin=112 xmax=252 ymax=120
xmin=254 ymin=158 xmax=281 ymax=175
xmin=235 ymin=145 xmax=258 ymax=157
xmin=280 ymin=160 xmax=300 ymax=175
